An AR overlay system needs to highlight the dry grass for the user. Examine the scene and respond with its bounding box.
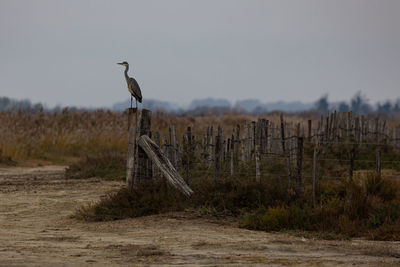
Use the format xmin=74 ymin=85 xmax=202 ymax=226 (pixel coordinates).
xmin=0 ymin=109 xmax=310 ymax=163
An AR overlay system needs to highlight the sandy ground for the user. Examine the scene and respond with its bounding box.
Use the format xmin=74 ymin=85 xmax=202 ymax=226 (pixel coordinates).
xmin=0 ymin=166 xmax=400 ymax=266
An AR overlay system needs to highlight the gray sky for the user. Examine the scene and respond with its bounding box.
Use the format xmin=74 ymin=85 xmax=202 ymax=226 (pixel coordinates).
xmin=0 ymin=0 xmax=399 ymax=108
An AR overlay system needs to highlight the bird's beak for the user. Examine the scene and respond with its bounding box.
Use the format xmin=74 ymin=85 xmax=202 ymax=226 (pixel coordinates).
xmin=117 ymin=63 xmax=123 ymax=65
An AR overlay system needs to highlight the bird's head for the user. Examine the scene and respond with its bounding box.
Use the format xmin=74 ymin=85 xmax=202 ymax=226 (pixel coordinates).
xmin=117 ymin=61 xmax=129 ymax=66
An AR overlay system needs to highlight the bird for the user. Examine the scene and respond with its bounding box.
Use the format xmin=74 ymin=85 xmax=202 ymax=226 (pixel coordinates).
xmin=117 ymin=61 xmax=142 ymax=108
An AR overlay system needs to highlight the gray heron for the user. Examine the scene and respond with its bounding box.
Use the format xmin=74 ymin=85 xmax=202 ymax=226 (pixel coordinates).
xmin=117 ymin=61 xmax=142 ymax=108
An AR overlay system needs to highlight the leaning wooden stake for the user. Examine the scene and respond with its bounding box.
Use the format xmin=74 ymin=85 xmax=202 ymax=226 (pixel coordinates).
xmin=137 ymin=135 xmax=193 ymax=197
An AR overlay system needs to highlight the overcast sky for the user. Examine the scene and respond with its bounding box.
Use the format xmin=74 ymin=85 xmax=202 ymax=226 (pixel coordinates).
xmin=0 ymin=0 xmax=399 ymax=108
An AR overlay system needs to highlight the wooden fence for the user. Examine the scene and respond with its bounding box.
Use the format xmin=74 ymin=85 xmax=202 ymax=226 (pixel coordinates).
xmin=129 ymin=109 xmax=400 ymax=198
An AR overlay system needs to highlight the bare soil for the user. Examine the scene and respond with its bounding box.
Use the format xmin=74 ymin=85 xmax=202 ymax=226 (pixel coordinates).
xmin=0 ymin=166 xmax=399 ymax=266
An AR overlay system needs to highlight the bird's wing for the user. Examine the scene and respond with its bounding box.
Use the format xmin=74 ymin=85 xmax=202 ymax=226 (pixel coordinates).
xmin=129 ymin=78 xmax=143 ymax=103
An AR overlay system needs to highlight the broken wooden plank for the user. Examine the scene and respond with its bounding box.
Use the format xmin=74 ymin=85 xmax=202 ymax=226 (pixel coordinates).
xmin=137 ymin=135 xmax=193 ymax=197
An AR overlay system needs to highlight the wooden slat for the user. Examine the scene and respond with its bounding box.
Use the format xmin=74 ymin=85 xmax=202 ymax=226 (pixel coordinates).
xmin=137 ymin=135 xmax=193 ymax=197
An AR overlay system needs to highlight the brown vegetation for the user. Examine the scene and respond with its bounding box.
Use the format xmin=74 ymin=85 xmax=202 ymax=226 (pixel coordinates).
xmin=2 ymin=109 xmax=400 ymax=241
xmin=0 ymin=109 xmax=309 ymax=162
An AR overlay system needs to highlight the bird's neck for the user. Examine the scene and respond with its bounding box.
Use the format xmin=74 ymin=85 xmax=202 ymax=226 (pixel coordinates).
xmin=124 ymin=65 xmax=129 ymax=82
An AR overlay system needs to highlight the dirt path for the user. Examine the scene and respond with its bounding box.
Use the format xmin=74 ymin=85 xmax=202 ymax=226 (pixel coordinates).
xmin=0 ymin=166 xmax=399 ymax=266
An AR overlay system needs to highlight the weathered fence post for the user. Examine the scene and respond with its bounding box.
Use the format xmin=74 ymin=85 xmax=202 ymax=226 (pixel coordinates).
xmin=255 ymin=144 xmax=261 ymax=183
xmin=280 ymin=114 xmax=286 ymax=153
xmin=186 ymin=127 xmax=192 ymax=184
xmin=153 ymin=131 xmax=161 ymax=179
xmin=250 ymin=121 xmax=256 ymax=159
xmin=169 ymin=125 xmax=177 ymax=168
xmin=308 ymin=119 xmax=312 ymax=142
xmin=375 ymin=117 xmax=380 ymax=143
xmin=133 ymin=109 xmax=152 ymax=185
xmin=214 ymin=126 xmax=223 ymax=181
xmin=312 ymin=144 xmax=318 ymax=205
xmin=296 ymin=137 xmax=304 ymax=198
xmin=208 ymin=126 xmax=214 ymax=167
xmin=230 ymin=132 xmax=235 ymax=177
xmin=375 ymin=148 xmax=381 ymax=174
xmin=349 ymin=146 xmax=355 ymax=180
xmin=126 ymin=108 xmax=138 ymax=188
xmin=264 ymin=119 xmax=269 ymax=154
xmin=242 ymin=122 xmax=247 ymax=162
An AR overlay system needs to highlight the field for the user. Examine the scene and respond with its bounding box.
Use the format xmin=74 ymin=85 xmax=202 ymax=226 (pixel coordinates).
xmin=1 ymin=165 xmax=400 ymax=266
xmin=1 ymin=109 xmax=400 ymax=266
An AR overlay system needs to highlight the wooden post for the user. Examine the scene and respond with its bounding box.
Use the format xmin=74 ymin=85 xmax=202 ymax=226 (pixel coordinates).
xmin=251 ymin=121 xmax=256 ymax=158
xmin=329 ymin=112 xmax=334 ymax=142
xmin=126 ymin=108 xmax=138 ymax=188
xmin=280 ymin=114 xmax=286 ymax=153
xmin=230 ymin=133 xmax=235 ymax=177
xmin=349 ymin=146 xmax=355 ymax=180
xmin=169 ymin=125 xmax=177 ymax=168
xmin=287 ymin=143 xmax=292 ymax=187
xmin=186 ymin=127 xmax=192 ymax=184
xmin=355 ymin=116 xmax=360 ymax=144
xmin=382 ymin=120 xmax=387 ymax=144
xmin=214 ymin=126 xmax=222 ymax=181
xmin=257 ymin=119 xmax=263 ymax=154
xmin=270 ymin=122 xmax=274 ymax=153
xmin=208 ymin=126 xmax=214 ymax=167
xmin=183 ymin=136 xmax=189 ymax=185
xmin=134 ymin=109 xmax=152 ymax=185
xmin=242 ymin=122 xmax=248 ymax=162
xmin=153 ymin=131 xmax=161 ymax=179
xmin=325 ymin=116 xmax=329 ymax=142
xmin=375 ymin=148 xmax=381 ymax=174
xmin=296 ymin=137 xmax=304 ymax=198
xmin=360 ymin=115 xmax=365 ymax=143
xmin=296 ymin=123 xmax=301 ymax=138
xmin=308 ymin=120 xmax=312 ymax=142
xmin=255 ymin=144 xmax=261 ymax=183
xmin=375 ymin=117 xmax=379 ymax=143
xmin=264 ymin=119 xmax=269 ymax=154
xmin=333 ymin=111 xmax=338 ymax=143
xmin=312 ymin=144 xmax=318 ymax=205
xmin=235 ymin=124 xmax=240 ymax=163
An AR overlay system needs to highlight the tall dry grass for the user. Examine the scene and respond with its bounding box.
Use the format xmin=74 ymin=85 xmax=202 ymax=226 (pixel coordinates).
xmin=0 ymin=109 xmax=309 ymax=162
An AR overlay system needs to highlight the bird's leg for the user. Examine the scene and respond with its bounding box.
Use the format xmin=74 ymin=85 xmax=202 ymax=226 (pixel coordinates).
xmin=130 ymin=95 xmax=133 ymax=108
xmin=136 ymin=99 xmax=138 ymax=109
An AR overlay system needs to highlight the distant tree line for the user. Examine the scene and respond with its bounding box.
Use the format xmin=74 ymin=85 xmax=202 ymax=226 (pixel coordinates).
xmin=1 ymin=92 xmax=400 ymax=116
xmin=0 ymin=97 xmax=44 ymax=112
xmin=0 ymin=96 xmax=89 ymax=113
xmin=315 ymin=91 xmax=400 ymax=117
